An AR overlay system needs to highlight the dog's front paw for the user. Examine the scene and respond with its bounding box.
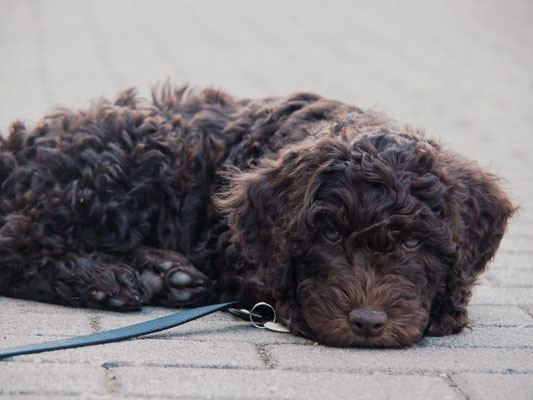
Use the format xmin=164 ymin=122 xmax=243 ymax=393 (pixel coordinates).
xmin=86 ymin=263 xmax=143 ymax=310
xmin=162 ymin=260 xmax=209 ymax=306
xmin=425 ymin=311 xmax=468 ymax=336
xmin=134 ymin=247 xmax=209 ymax=306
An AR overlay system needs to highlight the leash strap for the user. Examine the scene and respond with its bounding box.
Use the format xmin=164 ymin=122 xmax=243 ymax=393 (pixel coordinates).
xmin=0 ymin=301 xmax=239 ymax=359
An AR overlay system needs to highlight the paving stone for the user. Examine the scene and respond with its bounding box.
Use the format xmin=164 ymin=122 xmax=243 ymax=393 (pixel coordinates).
xmin=0 ymin=363 xmax=105 ymax=395
xmin=0 ymin=296 xmax=103 ymax=316
xmin=522 ymin=305 xmax=533 ymax=319
xmin=488 ymin=253 xmax=533 ymax=270
xmin=0 ymin=337 xmax=264 ymax=369
xmin=485 ymin=267 xmax=533 ymax=287
xmin=111 ymin=367 xmax=458 ymax=399
xmin=145 ymin=323 xmax=310 ymax=345
xmin=0 ymin=334 xmax=65 ymax=349
xmin=470 ymin=286 xmax=533 ymax=305
xmin=504 ymin=222 xmax=533 ymax=238
xmin=266 ymin=345 xmax=533 ymax=374
xmin=418 ymin=327 xmax=533 ymax=348
xmin=452 ymin=373 xmax=533 ymax=400
xmin=498 ymin=236 xmax=533 ymax=254
xmin=468 ymin=305 xmax=533 ymax=327
xmin=0 ymin=397 xmax=113 ymax=400
xmin=0 ymin=396 xmax=73 ymax=400
xmin=0 ymin=393 xmax=142 ymax=400
xmin=0 ymin=307 xmax=92 ymax=337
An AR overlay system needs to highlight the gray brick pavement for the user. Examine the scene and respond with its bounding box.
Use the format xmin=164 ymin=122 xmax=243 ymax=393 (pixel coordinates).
xmin=470 ymin=286 xmax=533 ymax=306
xmin=0 ymin=363 xmax=106 ymax=396
xmin=266 ymin=345 xmax=533 ymax=374
xmin=110 ymin=368 xmax=459 ymax=399
xmin=1 ymin=0 xmax=532 ymax=398
xmin=468 ymin=305 xmax=532 ymax=327
xmin=452 ymin=373 xmax=533 ymax=400
xmin=1 ymin=339 xmax=265 ymax=369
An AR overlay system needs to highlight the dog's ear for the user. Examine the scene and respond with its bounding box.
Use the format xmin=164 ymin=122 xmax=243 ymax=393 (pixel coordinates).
xmin=427 ymin=157 xmax=515 ymax=335
xmin=215 ymin=140 xmax=325 ymax=266
xmin=215 ymin=139 xmax=342 ymax=337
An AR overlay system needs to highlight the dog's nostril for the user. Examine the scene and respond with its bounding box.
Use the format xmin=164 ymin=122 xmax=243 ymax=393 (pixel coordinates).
xmin=348 ymin=308 xmax=387 ymax=336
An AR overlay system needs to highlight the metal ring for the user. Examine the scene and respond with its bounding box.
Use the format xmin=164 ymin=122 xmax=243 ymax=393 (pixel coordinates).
xmin=250 ymin=302 xmax=276 ymax=329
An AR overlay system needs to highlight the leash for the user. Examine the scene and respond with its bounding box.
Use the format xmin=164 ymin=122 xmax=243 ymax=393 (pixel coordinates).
xmin=0 ymin=302 xmax=237 ymax=359
xmin=0 ymin=301 xmax=289 ymax=359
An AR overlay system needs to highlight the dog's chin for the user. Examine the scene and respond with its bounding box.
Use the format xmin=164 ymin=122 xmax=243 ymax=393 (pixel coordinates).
xmin=289 ymin=273 xmax=431 ymax=347
xmin=295 ymin=293 xmax=430 ymax=348
xmin=296 ymin=314 xmax=426 ymax=348
xmin=311 ymin=320 xmax=426 ymax=348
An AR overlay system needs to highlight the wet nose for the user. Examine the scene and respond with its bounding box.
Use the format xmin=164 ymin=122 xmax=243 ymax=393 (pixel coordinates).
xmin=349 ymin=308 xmax=387 ymax=336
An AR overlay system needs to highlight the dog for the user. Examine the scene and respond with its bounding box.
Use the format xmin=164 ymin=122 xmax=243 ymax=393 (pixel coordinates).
xmin=0 ymin=85 xmax=514 ymax=347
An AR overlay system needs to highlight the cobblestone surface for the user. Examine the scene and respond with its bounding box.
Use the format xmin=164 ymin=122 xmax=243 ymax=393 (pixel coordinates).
xmin=1 ymin=0 xmax=532 ymax=399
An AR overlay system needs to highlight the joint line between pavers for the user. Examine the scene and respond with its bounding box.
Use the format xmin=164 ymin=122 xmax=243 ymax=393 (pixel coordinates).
xmin=256 ymin=345 xmax=276 ymax=369
xmin=442 ymin=374 xmax=470 ymax=400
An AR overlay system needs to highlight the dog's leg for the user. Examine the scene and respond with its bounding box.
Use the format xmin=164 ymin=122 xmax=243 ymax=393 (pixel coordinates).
xmin=131 ymin=246 xmax=210 ymax=307
xmin=0 ymin=252 xmax=145 ymax=310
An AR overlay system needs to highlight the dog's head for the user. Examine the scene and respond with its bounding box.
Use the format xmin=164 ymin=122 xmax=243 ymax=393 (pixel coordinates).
xmin=217 ymin=125 xmax=514 ymax=347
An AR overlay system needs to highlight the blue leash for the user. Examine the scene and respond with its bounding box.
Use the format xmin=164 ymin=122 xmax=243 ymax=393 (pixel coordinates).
xmin=0 ymin=301 xmax=239 ymax=359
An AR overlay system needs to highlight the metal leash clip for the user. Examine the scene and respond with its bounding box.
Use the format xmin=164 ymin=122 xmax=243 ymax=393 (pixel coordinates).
xmin=228 ymin=302 xmax=290 ymax=333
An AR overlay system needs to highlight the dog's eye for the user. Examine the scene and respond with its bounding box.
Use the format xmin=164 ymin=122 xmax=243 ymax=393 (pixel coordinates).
xmin=324 ymin=228 xmax=342 ymax=243
xmin=402 ymin=237 xmax=420 ymax=249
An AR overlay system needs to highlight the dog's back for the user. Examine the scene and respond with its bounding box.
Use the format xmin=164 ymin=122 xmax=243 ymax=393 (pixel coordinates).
xmin=0 ymin=85 xmax=355 ymax=308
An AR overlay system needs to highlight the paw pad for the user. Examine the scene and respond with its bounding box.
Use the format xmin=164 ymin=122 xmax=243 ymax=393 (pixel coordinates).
xmin=169 ymin=288 xmax=193 ymax=302
xmin=134 ymin=248 xmax=209 ymax=306
xmin=170 ymin=271 xmax=193 ymax=286
xmin=92 ymin=290 xmax=105 ymax=301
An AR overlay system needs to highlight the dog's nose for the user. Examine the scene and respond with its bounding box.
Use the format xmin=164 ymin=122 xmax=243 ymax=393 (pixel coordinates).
xmin=349 ymin=308 xmax=387 ymax=336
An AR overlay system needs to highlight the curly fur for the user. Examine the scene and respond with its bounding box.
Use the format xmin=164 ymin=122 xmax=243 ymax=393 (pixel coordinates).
xmin=0 ymin=85 xmax=515 ymax=347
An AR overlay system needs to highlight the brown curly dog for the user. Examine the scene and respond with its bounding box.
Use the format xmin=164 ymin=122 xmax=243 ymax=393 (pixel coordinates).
xmin=0 ymin=85 xmax=514 ymax=347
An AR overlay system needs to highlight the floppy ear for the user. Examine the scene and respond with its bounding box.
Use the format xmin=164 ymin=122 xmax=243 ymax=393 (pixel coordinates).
xmin=215 ymin=163 xmax=286 ymax=265
xmin=216 ymin=139 xmax=348 ymax=337
xmin=427 ymin=157 xmax=515 ymax=335
xmin=215 ymin=140 xmax=325 ymax=267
